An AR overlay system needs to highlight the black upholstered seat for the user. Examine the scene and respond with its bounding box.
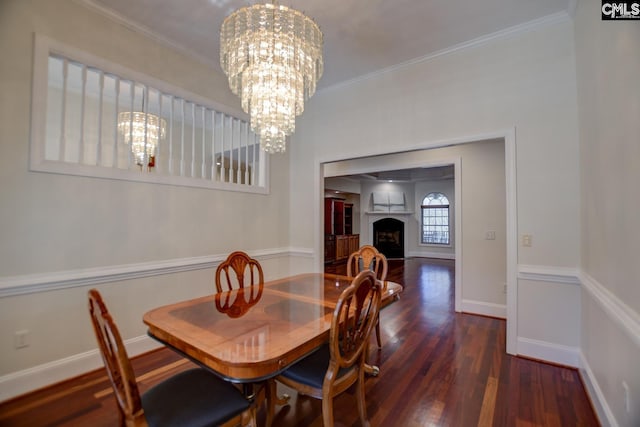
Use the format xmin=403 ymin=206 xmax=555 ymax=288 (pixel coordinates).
xmin=278 ymin=344 xmax=352 ymax=389
xmin=274 ymin=271 xmax=381 ymax=427
xmin=88 ymin=289 xmax=255 ymax=427
xmin=142 ymin=368 xmax=250 ymax=427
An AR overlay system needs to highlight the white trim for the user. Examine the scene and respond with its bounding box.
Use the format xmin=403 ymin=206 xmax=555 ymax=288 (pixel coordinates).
xmin=453 ymin=157 xmax=463 ymax=314
xmin=317 ymin=129 xmax=516 ymax=355
xmin=79 ymin=0 xmax=570 ymax=96
xmin=31 ymin=161 xmax=270 ymax=194
xmin=517 ymin=264 xmax=581 ymax=285
xmin=0 ymin=334 xmax=161 ymax=403
xmin=504 ymin=128 xmax=518 ymax=355
xmin=567 ymin=0 xmax=578 ymax=18
xmin=76 ymin=0 xmax=219 ymax=71
xmin=30 ymin=33 xmax=269 ymax=195
xmin=461 ymin=299 xmax=506 ymax=319
xmin=0 ymin=248 xmax=302 ymax=298
xmin=406 ymin=251 xmax=455 ymax=260
xmin=516 ymin=337 xmax=581 ymax=368
xmin=364 ymin=211 xmax=413 ymax=216
xmin=320 ymin=12 xmax=571 ymax=93
xmin=579 ymin=351 xmax=618 ymax=427
xmin=580 ymin=272 xmax=640 ymax=348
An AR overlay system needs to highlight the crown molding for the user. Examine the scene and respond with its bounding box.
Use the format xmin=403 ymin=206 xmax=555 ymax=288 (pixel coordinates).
xmin=321 ymin=10 xmax=572 ymax=93
xmin=74 ymin=0 xmax=219 ymax=69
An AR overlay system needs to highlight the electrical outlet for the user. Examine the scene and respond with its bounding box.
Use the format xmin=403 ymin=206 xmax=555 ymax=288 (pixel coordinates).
xmin=522 ymin=234 xmax=532 ymax=247
xmin=485 ymin=230 xmax=496 ymax=240
xmin=14 ymin=330 xmax=29 ymax=349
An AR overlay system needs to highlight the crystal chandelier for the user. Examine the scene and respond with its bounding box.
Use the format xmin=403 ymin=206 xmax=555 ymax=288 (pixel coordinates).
xmin=117 ymin=111 xmax=166 ymax=166
xmin=220 ymin=1 xmax=323 ymax=153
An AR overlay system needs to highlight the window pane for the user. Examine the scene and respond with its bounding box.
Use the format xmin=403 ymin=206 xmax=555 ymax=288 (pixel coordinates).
xmin=421 ymin=204 xmax=450 ymax=245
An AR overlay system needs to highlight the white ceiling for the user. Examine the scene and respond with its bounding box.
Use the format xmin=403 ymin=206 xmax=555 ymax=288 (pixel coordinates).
xmin=83 ymin=0 xmax=572 ymax=91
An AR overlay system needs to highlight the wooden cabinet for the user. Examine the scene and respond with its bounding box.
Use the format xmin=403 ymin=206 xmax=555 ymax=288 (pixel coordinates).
xmin=344 ymin=204 xmax=353 ymax=235
xmin=325 ymin=198 xmax=345 ymax=235
xmin=324 ymin=235 xmax=336 ymax=263
xmin=335 ymin=235 xmax=349 ymax=260
xmin=348 ymin=234 xmax=360 ymax=255
xmin=325 ymin=198 xmax=359 ymax=263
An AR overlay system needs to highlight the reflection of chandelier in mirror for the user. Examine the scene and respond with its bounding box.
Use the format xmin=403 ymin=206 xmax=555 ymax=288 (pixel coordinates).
xmin=220 ymin=1 xmax=323 ymax=154
xmin=117 ymin=112 xmax=166 ymax=166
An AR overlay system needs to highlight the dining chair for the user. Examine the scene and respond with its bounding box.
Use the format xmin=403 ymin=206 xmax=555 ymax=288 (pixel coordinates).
xmin=346 ymin=245 xmax=388 ymax=348
xmin=88 ymin=289 xmax=256 ymax=427
xmin=274 ymin=270 xmax=381 ymax=427
xmin=215 ymin=251 xmax=264 ymax=293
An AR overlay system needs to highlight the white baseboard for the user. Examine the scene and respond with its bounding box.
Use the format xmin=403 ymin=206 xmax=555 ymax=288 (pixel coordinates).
xmin=516 ymin=337 xmax=581 ymax=368
xmin=579 ymin=351 xmax=618 ymax=427
xmin=461 ymin=299 xmax=506 ymax=318
xmin=407 ymin=250 xmax=455 ymax=260
xmin=0 ymin=335 xmax=160 ymax=403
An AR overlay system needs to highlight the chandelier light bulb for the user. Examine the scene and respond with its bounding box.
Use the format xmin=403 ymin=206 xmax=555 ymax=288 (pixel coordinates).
xmin=220 ymin=2 xmax=323 ymax=153
xmin=117 ymin=112 xmax=166 ymax=166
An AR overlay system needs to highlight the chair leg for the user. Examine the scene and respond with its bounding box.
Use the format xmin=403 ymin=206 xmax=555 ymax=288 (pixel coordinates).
xmin=321 ymin=396 xmax=335 ymax=427
xmin=355 ymin=371 xmax=370 ymax=427
xmin=375 ymin=316 xmax=382 ymax=348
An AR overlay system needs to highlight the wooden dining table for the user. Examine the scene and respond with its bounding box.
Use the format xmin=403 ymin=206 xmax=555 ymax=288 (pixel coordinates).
xmin=143 ymin=273 xmax=403 ymax=385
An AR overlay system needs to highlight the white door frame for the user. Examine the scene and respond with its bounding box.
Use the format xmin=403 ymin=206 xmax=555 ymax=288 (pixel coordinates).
xmin=315 ymin=128 xmax=518 ymax=355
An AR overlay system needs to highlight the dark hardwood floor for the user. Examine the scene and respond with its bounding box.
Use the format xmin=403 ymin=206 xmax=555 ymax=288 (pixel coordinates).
xmin=0 ymin=258 xmax=599 ymax=426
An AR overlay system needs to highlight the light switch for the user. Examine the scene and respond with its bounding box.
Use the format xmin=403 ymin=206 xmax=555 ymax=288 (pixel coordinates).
xmin=485 ymin=231 xmax=496 ymax=240
xmin=522 ymin=234 xmax=532 ymax=247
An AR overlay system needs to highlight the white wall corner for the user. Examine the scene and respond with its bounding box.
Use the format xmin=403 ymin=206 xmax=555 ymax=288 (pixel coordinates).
xmin=516 ymin=337 xmax=581 ymax=368
xmin=0 ymin=335 xmax=160 ymax=403
xmin=579 ymin=351 xmax=619 ymax=427
xmin=461 ymin=299 xmax=506 ymax=319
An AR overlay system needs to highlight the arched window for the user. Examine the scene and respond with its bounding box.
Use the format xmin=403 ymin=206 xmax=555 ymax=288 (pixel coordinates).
xmin=421 ymin=192 xmax=450 ymax=245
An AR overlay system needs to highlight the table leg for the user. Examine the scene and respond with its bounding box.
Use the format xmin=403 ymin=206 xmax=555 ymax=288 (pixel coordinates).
xmin=265 ymin=379 xmax=290 ymax=427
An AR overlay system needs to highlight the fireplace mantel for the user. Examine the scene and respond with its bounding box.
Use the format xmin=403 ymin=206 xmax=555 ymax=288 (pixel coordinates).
xmin=365 ymin=211 xmax=414 ymax=215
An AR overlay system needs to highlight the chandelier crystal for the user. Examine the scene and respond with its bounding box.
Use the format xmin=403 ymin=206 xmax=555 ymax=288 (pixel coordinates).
xmin=220 ymin=2 xmax=323 ymax=153
xmin=117 ymin=112 xmax=166 ymax=166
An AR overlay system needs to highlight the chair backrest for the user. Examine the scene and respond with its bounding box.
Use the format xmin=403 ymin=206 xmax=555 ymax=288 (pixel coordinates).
xmin=88 ymin=289 xmax=145 ymax=426
xmin=346 ymin=245 xmax=388 ymax=281
xmin=215 ymin=251 xmax=264 ymax=293
xmin=329 ymin=270 xmax=381 ymax=369
xmin=215 ymin=282 xmax=264 ymax=318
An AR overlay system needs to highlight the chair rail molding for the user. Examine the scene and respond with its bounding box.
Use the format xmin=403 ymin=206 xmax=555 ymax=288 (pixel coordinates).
xmin=517 ymin=264 xmax=580 ymax=285
xmin=580 ymin=271 xmax=640 ymax=348
xmin=0 ymin=247 xmax=310 ymax=298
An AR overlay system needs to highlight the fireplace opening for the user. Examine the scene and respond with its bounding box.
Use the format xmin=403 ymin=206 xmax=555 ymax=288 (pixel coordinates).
xmin=373 ymin=218 xmax=404 ymax=259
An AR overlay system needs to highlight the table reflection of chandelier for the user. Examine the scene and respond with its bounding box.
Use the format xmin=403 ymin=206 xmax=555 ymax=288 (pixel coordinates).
xmin=117 ymin=111 xmax=166 ymax=166
xmin=220 ymin=1 xmax=323 ymax=154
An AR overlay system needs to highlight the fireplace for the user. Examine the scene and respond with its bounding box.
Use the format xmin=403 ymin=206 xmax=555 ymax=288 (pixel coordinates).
xmin=373 ymin=218 xmax=404 ymax=259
